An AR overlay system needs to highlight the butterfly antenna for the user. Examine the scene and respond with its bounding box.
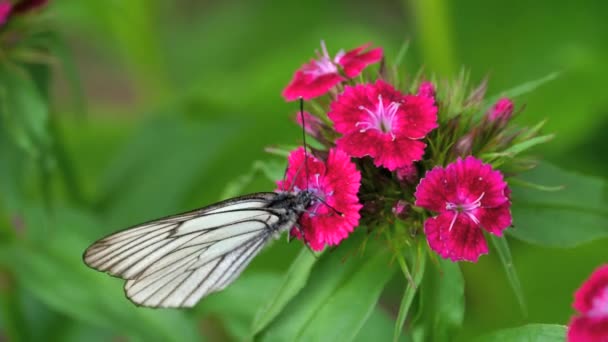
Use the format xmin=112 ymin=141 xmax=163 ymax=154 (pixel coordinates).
xmin=299 ymin=97 xmax=310 ymax=190
xmin=313 ymin=195 xmax=344 ymax=217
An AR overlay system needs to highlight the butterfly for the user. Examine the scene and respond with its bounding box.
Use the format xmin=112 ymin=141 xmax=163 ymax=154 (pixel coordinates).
xmin=83 ymin=99 xmax=321 ymax=308
xmin=83 ymin=191 xmax=314 ymax=308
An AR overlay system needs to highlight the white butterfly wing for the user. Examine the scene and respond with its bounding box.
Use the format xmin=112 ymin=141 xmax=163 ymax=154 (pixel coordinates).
xmin=83 ymin=193 xmax=282 ymax=308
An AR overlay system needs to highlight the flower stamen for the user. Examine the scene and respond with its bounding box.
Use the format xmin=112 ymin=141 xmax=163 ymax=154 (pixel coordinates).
xmin=355 ymin=94 xmax=400 ymax=140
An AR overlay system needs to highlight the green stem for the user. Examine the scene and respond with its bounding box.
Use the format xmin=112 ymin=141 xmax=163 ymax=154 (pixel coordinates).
xmin=48 ymin=114 xmax=86 ymax=206
xmin=406 ymin=0 xmax=457 ymax=77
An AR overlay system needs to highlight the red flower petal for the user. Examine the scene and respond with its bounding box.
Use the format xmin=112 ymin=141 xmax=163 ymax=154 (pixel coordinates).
xmin=568 ymin=315 xmax=608 ymax=342
xmin=424 ymin=212 xmax=489 ymax=262
xmin=477 ymin=203 xmax=512 ymax=236
xmin=337 ymin=43 xmax=383 ymax=78
xmin=414 ymin=166 xmax=451 ymax=212
xmin=393 ymin=94 xmax=438 ymax=139
xmin=282 ymin=68 xmax=343 ymax=101
xmin=276 ymin=147 xmax=362 ymax=251
xmin=574 ymin=265 xmax=608 ymax=314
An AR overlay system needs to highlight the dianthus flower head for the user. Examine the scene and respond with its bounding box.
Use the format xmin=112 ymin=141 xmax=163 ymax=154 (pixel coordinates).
xmin=282 ymin=41 xmax=383 ymax=101
xmin=0 ymin=1 xmax=11 ymax=26
xmin=568 ymin=265 xmax=608 ymax=342
xmin=488 ymin=97 xmax=514 ymax=123
xmin=276 ymin=147 xmax=362 ymax=251
xmin=328 ymin=80 xmax=438 ymax=171
xmin=414 ymin=156 xmax=512 ymax=262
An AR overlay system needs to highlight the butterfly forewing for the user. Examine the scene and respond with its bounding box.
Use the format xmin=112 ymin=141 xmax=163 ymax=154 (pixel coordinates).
xmin=83 ymin=192 xmax=307 ymax=308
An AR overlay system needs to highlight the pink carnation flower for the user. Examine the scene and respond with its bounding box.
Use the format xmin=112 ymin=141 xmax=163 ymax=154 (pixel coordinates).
xmin=568 ymin=265 xmax=608 ymax=342
xmin=328 ymin=80 xmax=438 ymax=171
xmin=282 ymin=41 xmax=383 ymax=101
xmin=414 ymin=156 xmax=512 ymax=262
xmin=488 ymin=97 xmax=514 ymax=122
xmin=0 ymin=1 xmax=12 ymax=26
xmin=276 ymin=147 xmax=362 ymax=251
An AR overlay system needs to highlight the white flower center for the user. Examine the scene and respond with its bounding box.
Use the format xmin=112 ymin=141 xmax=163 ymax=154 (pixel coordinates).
xmin=303 ymin=40 xmax=339 ymax=77
xmin=355 ymin=94 xmax=400 ymax=140
xmin=445 ymin=192 xmax=484 ymax=231
xmin=589 ymin=286 xmax=608 ymax=318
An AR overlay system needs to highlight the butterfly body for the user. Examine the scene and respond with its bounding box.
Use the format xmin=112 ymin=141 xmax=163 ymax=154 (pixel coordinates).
xmin=83 ymin=190 xmax=313 ymax=308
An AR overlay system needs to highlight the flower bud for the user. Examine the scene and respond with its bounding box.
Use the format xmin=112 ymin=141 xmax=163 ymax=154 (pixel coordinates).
xmin=488 ymin=98 xmax=514 ymax=123
xmin=392 ymin=200 xmax=410 ymax=220
xmin=453 ymin=132 xmax=474 ymax=157
xmin=417 ymin=81 xmax=436 ymax=101
xmin=395 ymin=164 xmax=418 ymax=184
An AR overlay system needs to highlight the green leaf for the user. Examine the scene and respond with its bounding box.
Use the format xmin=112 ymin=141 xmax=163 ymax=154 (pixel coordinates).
xmin=412 ymin=256 xmax=464 ymax=342
xmin=490 ymin=235 xmax=527 ymax=316
xmin=473 ymin=324 xmax=566 ymax=342
xmin=394 ymin=245 xmax=426 ymax=342
xmin=483 ymin=72 xmax=560 ymax=109
xmin=260 ymin=235 xmax=395 ymax=342
xmin=483 ymin=134 xmax=554 ymax=161
xmin=97 ymin=116 xmax=241 ymax=228
xmin=197 ymin=272 xmax=283 ymax=341
xmin=220 ymin=160 xmax=285 ymax=199
xmin=509 ymin=162 xmax=608 ymax=247
xmin=356 ymin=308 xmax=404 ymax=342
xmin=0 ymin=206 xmax=200 ymax=342
xmin=251 ymin=247 xmax=319 ymax=336
xmin=0 ymin=64 xmax=50 ymax=156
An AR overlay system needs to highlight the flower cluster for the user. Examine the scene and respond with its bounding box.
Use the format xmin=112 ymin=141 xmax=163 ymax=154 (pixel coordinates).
xmin=276 ymin=40 xmax=547 ymax=262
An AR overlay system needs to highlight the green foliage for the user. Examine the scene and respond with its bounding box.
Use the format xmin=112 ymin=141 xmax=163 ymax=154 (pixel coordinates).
xmin=473 ymin=324 xmax=567 ymax=342
xmin=510 ymin=162 xmax=608 ymax=247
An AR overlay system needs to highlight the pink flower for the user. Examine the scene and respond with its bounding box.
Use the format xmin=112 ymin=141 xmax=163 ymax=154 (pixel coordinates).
xmin=568 ymin=265 xmax=608 ymax=342
xmin=417 ymin=81 xmax=436 ymax=101
xmin=414 ymin=156 xmax=512 ymax=262
xmin=0 ymin=1 xmax=12 ymax=26
xmin=282 ymin=41 xmax=383 ymax=101
xmin=328 ymin=80 xmax=438 ymax=171
xmin=488 ymin=97 xmax=514 ymax=123
xmin=276 ymin=147 xmax=362 ymax=251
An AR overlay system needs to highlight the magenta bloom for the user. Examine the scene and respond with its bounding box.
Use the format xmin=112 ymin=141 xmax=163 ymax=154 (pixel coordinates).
xmin=282 ymin=41 xmax=383 ymax=101
xmin=414 ymin=156 xmax=512 ymax=262
xmin=488 ymin=97 xmax=514 ymax=122
xmin=0 ymin=1 xmax=11 ymax=26
xmin=276 ymin=147 xmax=362 ymax=251
xmin=568 ymin=265 xmax=608 ymax=342
xmin=328 ymin=80 xmax=438 ymax=171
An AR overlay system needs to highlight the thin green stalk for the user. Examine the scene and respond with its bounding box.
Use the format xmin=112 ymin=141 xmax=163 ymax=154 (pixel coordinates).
xmin=406 ymin=0 xmax=457 ymax=77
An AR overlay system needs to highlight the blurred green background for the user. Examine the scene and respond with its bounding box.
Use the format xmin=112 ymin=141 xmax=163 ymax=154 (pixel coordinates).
xmin=1 ymin=0 xmax=607 ymax=340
